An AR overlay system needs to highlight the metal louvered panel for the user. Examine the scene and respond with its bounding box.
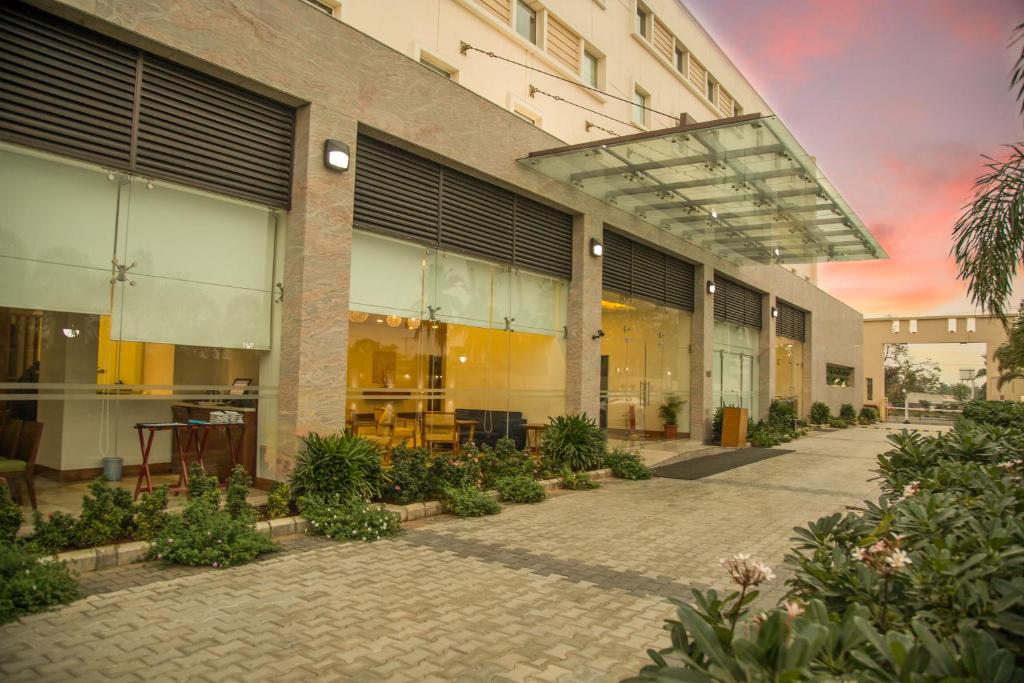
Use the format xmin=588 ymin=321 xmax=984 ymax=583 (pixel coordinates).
xmin=440 ymin=168 xmax=514 ymax=262
xmin=353 ymin=135 xmax=441 ymax=245
xmin=665 ymin=258 xmax=694 ymax=310
xmin=137 ymin=57 xmax=293 ymax=208
xmin=776 ymin=299 xmax=805 ymax=342
xmin=713 ymin=276 xmax=761 ymax=328
xmin=631 ymin=242 xmax=666 ymax=304
xmin=601 ymin=231 xmax=633 ymax=295
xmin=0 ymin=2 xmax=135 ymax=166
xmin=514 ymin=197 xmax=573 ymax=280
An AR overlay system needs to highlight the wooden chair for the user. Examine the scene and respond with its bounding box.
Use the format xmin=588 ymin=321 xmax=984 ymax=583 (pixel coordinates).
xmin=1 ymin=420 xmax=41 ymax=509
xmin=423 ymin=412 xmax=457 ymax=454
xmin=0 ymin=419 xmax=21 ymax=459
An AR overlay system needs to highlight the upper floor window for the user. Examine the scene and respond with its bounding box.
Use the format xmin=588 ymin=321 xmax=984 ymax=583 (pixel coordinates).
xmin=420 ymin=57 xmax=453 ymax=80
xmin=674 ymin=47 xmax=684 ymax=72
xmin=632 ymin=87 xmax=648 ymax=126
xmin=636 ymin=6 xmax=649 ymax=38
xmin=582 ymin=49 xmax=599 ymax=88
xmin=516 ymin=1 xmax=538 ymax=44
xmin=706 ymin=77 xmax=716 ymax=104
xmin=302 ymin=0 xmax=341 ymax=17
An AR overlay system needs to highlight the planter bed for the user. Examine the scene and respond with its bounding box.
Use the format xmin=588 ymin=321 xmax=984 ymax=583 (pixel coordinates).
xmin=42 ymin=468 xmax=619 ymax=574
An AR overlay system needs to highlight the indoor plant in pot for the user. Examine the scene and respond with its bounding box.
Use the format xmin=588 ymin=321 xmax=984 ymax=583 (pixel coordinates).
xmin=658 ymin=394 xmax=685 ymax=439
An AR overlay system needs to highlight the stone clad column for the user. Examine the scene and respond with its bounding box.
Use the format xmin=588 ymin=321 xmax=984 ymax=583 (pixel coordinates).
xmin=564 ymin=213 xmax=602 ymax=418
xmin=689 ymin=263 xmax=714 ymax=441
xmin=759 ymin=292 xmax=776 ymax=421
xmin=276 ymin=104 xmax=357 ymax=473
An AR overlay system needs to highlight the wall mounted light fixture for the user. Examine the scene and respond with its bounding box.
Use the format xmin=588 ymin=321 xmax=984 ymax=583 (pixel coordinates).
xmin=590 ymin=238 xmax=603 ymax=257
xmin=706 ymin=280 xmax=716 ymax=294
xmin=771 ymin=306 xmax=778 ymax=318
xmin=323 ymin=139 xmax=350 ymax=172
xmin=592 ymin=329 xmax=605 ymax=340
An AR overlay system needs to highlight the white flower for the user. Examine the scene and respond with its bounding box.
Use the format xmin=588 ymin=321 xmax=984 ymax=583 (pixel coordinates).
xmin=850 ymin=547 xmax=869 ymax=562
xmin=902 ymin=481 xmax=921 ymax=498
xmin=784 ymin=601 xmax=804 ymax=620
xmin=753 ymin=561 xmax=775 ymax=583
xmin=886 ymin=549 xmax=912 ymax=569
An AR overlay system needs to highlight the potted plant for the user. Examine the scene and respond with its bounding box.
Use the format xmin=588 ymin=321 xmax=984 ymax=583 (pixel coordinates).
xmin=658 ymin=394 xmax=685 ymax=439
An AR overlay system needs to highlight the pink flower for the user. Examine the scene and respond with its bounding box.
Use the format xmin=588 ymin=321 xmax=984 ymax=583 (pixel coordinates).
xmin=212 ymin=562 xmax=219 ymax=568
xmin=885 ymin=549 xmax=912 ymax=570
xmin=850 ymin=547 xmax=869 ymax=562
xmin=902 ymin=481 xmax=920 ymax=498
xmin=784 ymin=601 xmax=804 ymax=621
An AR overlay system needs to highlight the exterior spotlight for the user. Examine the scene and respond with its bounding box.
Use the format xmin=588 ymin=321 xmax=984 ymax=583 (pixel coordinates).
xmin=710 ymin=209 xmax=718 ymax=219
xmin=590 ymin=238 xmax=603 ymax=257
xmin=771 ymin=306 xmax=778 ymax=318
xmin=707 ymin=280 xmax=716 ymax=294
xmin=323 ymin=139 xmax=350 ymax=172
xmin=773 ymin=247 xmax=780 ymax=257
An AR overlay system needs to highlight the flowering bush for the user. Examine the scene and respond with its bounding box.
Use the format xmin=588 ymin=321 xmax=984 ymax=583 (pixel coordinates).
xmin=559 ymin=468 xmax=598 ymax=490
xmin=603 ymin=449 xmax=652 ymax=480
xmin=629 ymin=416 xmax=1024 ymax=680
xmin=476 ymin=438 xmax=537 ymax=488
xmin=428 ymin=451 xmax=483 ymax=492
xmin=0 ymin=543 xmax=78 ymax=625
xmin=72 ymin=477 xmax=135 ymax=548
xmin=494 ymin=475 xmax=545 ymax=504
xmin=383 ymin=446 xmax=433 ymax=505
xmin=148 ymin=465 xmax=276 ymax=569
xmin=0 ymin=487 xmax=21 ymax=545
xmin=299 ymin=493 xmax=401 ymax=542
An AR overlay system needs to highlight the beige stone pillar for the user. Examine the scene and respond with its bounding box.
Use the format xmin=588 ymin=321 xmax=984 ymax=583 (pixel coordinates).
xmin=689 ymin=264 xmax=714 ymax=441
xmin=758 ymin=292 xmax=776 ymax=421
xmin=276 ymin=104 xmax=357 ymax=471
xmin=802 ymin=310 xmax=815 ymax=421
xmin=565 ymin=213 xmax=602 ymax=419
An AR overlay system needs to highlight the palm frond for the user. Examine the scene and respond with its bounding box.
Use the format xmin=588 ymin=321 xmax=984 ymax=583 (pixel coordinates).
xmin=1013 ymin=22 xmax=1024 ymax=117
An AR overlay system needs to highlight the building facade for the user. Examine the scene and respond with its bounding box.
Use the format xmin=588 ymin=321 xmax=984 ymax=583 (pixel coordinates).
xmin=0 ymin=0 xmax=876 ymax=485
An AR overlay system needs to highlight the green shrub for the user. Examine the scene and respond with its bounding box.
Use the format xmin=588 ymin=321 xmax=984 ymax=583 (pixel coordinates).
xmin=477 ymin=437 xmax=536 ymax=488
xmin=829 ymin=416 xmax=850 ymax=429
xmin=560 ymin=469 xmax=599 ymax=490
xmin=494 ymin=475 xmax=545 ymax=503
xmin=73 ymin=477 xmax=135 ymax=548
xmin=148 ymin=468 xmax=276 ymax=568
xmin=839 ymin=403 xmax=856 ymax=420
xmin=657 ymin=394 xmax=685 ymax=426
xmin=428 ymin=450 xmax=483 ymax=492
xmin=225 ymin=465 xmax=255 ymax=524
xmin=962 ymin=399 xmax=1024 ymax=427
xmin=603 ymin=449 xmax=652 ymax=480
xmin=441 ymin=486 xmax=500 ymax=517
xmin=299 ymin=493 xmax=401 ymax=541
xmin=859 ymin=405 xmax=879 ymax=424
xmin=0 ymin=487 xmax=21 ymax=545
xmin=711 ymin=406 xmax=725 ymax=443
xmin=22 ymin=511 xmax=76 ymax=555
xmin=810 ymin=401 xmax=831 ymax=424
xmin=540 ymin=413 xmax=606 ymax=472
xmin=289 ymin=432 xmax=388 ymax=502
xmin=0 ymin=544 xmax=78 ymax=625
xmin=266 ymin=481 xmax=292 ymax=519
xmin=132 ymin=485 xmax=169 ymax=541
xmin=767 ymin=399 xmax=798 ymax=432
xmin=187 ymin=462 xmax=219 ymax=500
xmin=383 ymin=445 xmax=433 ymax=505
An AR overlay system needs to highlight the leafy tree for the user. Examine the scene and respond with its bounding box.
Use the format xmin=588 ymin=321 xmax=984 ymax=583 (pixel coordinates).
xmin=883 ymin=343 xmax=940 ymax=406
xmin=993 ymin=306 xmax=1024 ymax=387
xmin=951 ymin=23 xmax=1024 ymax=321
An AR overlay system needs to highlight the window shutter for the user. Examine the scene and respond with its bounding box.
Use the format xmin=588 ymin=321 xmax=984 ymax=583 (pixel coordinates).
xmin=546 ymin=14 xmax=581 ymax=72
xmin=716 ymin=88 xmax=735 ymax=118
xmin=514 ymin=196 xmax=573 ymax=280
xmin=652 ymin=19 xmax=674 ymax=62
xmin=353 ymin=135 xmax=442 ymax=245
xmin=601 ymin=231 xmax=694 ymax=311
xmin=776 ymin=299 xmax=805 ymax=342
xmin=479 ymin=0 xmax=512 ymax=23
xmin=687 ymin=56 xmax=707 ymax=93
xmin=440 ymin=167 xmax=515 ymax=262
xmin=136 ymin=56 xmax=294 ymax=208
xmin=0 ymin=2 xmax=135 ymax=167
xmin=714 ymin=276 xmax=761 ymax=328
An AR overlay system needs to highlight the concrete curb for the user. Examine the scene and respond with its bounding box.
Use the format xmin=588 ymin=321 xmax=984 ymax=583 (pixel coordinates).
xmin=43 ymin=469 xmax=622 ymax=574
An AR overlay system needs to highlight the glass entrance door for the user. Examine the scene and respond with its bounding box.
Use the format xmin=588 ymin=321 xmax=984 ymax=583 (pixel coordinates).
xmin=712 ymin=321 xmax=759 ymax=416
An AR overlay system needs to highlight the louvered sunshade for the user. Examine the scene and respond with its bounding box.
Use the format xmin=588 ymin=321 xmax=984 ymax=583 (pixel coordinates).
xmin=521 ymin=114 xmax=885 ymax=265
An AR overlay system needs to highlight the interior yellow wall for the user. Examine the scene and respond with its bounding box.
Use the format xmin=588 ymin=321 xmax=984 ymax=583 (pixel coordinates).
xmin=346 ymin=317 xmax=434 ymax=418
xmin=775 ymin=337 xmax=805 ymax=415
xmin=142 ymin=343 xmax=175 ymax=395
xmin=96 ymin=315 xmax=143 ymax=385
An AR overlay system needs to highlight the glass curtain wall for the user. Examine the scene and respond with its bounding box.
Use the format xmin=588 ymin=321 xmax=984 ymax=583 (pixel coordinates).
xmin=599 ymin=292 xmax=691 ymax=439
xmin=712 ymin=321 xmax=759 ymax=416
xmin=0 ymin=142 xmax=282 ymax=482
xmin=346 ymin=230 xmax=567 ymax=449
xmin=774 ymin=337 xmax=805 ymax=416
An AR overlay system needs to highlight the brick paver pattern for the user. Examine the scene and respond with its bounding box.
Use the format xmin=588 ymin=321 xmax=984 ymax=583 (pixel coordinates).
xmin=0 ymin=429 xmax=890 ymax=682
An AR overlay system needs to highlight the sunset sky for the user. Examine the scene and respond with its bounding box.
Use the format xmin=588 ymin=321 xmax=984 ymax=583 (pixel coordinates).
xmin=686 ymin=0 xmax=1024 ymax=317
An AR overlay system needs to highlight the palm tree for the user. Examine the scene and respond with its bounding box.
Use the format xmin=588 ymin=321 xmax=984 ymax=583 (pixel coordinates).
xmin=993 ymin=307 xmax=1024 ymax=387
xmin=951 ymin=23 xmax=1024 ymax=321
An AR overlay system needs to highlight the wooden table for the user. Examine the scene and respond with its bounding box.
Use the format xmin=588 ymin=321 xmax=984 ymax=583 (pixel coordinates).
xmin=183 ymin=421 xmax=246 ymax=482
xmin=133 ymin=422 xmax=191 ymax=500
xmin=454 ymin=419 xmax=478 ymax=454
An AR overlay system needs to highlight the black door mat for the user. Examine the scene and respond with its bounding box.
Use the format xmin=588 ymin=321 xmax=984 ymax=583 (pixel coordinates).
xmin=652 ymin=448 xmax=795 ymax=480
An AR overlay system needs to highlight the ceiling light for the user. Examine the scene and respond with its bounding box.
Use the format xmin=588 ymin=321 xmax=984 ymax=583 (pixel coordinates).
xmin=458 ymin=355 xmax=467 ymax=364
xmin=62 ymin=327 xmax=80 ymax=339
xmin=590 ymin=238 xmax=603 ymax=257
xmin=323 ymin=139 xmax=351 ymax=172
xmin=385 ymin=315 xmax=403 ymax=328
xmin=707 ymin=280 xmax=716 ymax=294
xmin=349 ymin=311 xmax=369 ymax=323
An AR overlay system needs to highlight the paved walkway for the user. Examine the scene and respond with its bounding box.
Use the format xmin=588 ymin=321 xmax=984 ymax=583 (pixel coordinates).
xmin=0 ymin=429 xmax=891 ymax=682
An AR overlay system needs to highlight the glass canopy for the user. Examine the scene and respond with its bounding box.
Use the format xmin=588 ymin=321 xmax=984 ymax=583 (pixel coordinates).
xmin=520 ymin=114 xmax=886 ymax=265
